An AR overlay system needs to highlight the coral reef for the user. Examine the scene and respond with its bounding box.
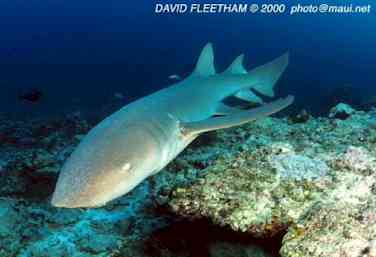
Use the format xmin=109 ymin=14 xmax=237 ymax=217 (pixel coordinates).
xmin=329 ymin=103 xmax=356 ymax=120
xmin=169 ymin=105 xmax=376 ymax=257
xmin=1 ymin=103 xmax=375 ymax=257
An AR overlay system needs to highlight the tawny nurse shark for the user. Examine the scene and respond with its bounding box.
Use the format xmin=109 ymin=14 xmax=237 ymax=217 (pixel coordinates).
xmin=51 ymin=43 xmax=294 ymax=208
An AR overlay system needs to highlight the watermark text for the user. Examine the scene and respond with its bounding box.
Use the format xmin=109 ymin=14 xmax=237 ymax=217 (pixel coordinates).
xmin=154 ymin=3 xmax=372 ymax=15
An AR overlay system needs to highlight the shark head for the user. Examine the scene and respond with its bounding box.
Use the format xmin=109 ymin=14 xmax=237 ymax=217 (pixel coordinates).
xmin=51 ymin=121 xmax=161 ymax=208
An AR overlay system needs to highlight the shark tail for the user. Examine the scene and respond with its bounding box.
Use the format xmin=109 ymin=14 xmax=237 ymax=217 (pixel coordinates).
xmin=190 ymin=43 xmax=289 ymax=100
xmin=247 ymin=52 xmax=289 ymax=97
xmin=222 ymin=51 xmax=289 ymax=99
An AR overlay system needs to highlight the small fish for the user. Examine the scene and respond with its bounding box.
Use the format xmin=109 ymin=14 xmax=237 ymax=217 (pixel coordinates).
xmin=168 ymin=74 xmax=181 ymax=80
xmin=114 ymin=92 xmax=124 ymax=99
xmin=18 ymin=89 xmax=43 ymax=103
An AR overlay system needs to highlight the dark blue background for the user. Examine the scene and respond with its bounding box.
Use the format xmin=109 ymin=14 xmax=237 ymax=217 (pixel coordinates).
xmin=0 ymin=0 xmax=375 ymax=117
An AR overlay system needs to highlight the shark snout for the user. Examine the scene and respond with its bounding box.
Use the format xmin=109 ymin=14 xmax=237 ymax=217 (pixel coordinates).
xmin=51 ymin=176 xmax=108 ymax=208
xmin=51 ymin=188 xmax=86 ymax=208
xmin=51 ymin=194 xmax=80 ymax=208
xmin=51 ymin=189 xmax=105 ymax=208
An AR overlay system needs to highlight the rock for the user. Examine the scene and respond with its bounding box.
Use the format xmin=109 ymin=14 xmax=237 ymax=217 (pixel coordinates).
xmin=332 ymin=146 xmax=376 ymax=174
xmin=210 ymin=241 xmax=269 ymax=257
xmin=19 ymin=220 xmax=122 ymax=257
xmin=270 ymin=154 xmax=329 ymax=181
xmin=0 ymin=199 xmax=19 ymax=237
xmin=0 ymin=198 xmax=23 ymax=255
xmin=290 ymin=109 xmax=310 ymax=124
xmin=168 ymin=111 xmax=376 ymax=257
xmin=169 ymin=146 xmax=331 ymax=238
xmin=281 ymin=172 xmax=376 ymax=257
xmin=329 ymin=103 xmax=356 ymax=120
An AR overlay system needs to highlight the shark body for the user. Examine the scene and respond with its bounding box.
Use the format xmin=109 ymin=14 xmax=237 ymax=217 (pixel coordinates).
xmin=51 ymin=43 xmax=293 ymax=208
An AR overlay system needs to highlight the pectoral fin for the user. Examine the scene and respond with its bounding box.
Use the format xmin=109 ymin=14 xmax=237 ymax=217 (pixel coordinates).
xmin=182 ymin=95 xmax=294 ymax=136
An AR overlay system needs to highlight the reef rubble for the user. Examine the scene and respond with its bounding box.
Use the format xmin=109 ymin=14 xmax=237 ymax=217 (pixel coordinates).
xmin=169 ymin=104 xmax=376 ymax=257
xmin=0 ymin=103 xmax=375 ymax=257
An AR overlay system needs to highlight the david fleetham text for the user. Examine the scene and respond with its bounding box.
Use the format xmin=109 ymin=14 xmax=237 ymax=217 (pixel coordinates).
xmin=155 ymin=3 xmax=248 ymax=14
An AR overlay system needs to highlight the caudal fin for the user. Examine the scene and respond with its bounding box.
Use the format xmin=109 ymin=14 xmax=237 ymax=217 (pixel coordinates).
xmin=223 ymin=54 xmax=247 ymax=75
xmin=248 ymin=52 xmax=289 ymax=97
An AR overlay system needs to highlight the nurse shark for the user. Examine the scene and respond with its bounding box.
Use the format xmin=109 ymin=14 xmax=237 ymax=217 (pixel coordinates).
xmin=51 ymin=43 xmax=294 ymax=208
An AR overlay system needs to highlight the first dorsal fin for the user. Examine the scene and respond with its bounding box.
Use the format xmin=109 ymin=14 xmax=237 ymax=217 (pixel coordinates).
xmin=224 ymin=54 xmax=247 ymax=74
xmin=192 ymin=43 xmax=216 ymax=77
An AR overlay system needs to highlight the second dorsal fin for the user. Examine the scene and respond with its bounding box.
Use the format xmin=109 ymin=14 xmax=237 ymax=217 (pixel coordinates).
xmin=224 ymin=54 xmax=247 ymax=74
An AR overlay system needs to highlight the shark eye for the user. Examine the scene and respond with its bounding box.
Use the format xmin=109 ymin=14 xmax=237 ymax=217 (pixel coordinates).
xmin=120 ymin=163 xmax=132 ymax=173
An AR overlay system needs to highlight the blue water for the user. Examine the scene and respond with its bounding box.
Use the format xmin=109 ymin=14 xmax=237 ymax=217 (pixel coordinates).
xmin=0 ymin=0 xmax=375 ymax=117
